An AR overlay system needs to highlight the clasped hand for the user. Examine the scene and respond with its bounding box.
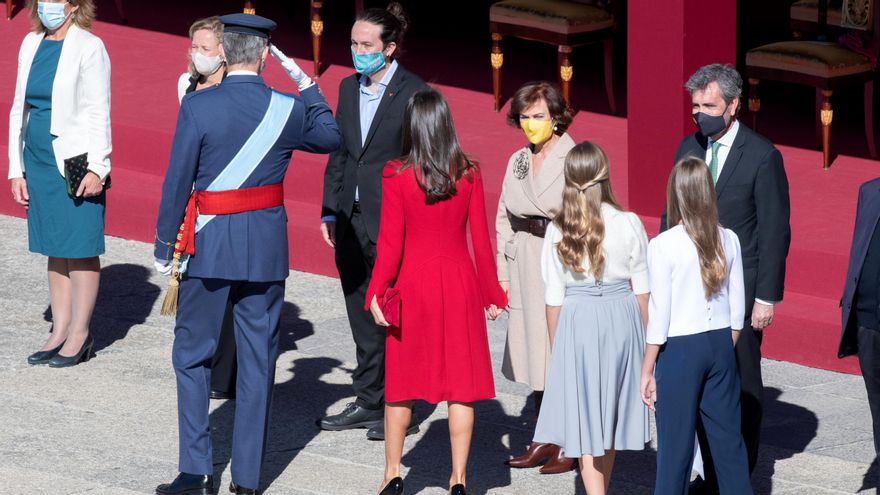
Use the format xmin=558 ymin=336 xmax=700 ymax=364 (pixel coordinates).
xmin=369 ymin=295 xmax=505 ymax=327
xmin=76 ymin=171 xmax=103 ymax=198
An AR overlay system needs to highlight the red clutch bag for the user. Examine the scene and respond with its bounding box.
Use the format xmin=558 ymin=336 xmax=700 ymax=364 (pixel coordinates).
xmin=382 ymin=287 xmax=402 ymax=328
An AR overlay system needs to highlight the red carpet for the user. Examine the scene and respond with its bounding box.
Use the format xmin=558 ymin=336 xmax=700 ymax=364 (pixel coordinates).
xmin=2 ymin=12 xmax=879 ymax=375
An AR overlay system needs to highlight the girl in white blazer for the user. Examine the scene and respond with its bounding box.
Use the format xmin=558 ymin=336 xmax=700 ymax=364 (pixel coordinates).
xmin=8 ymin=0 xmax=111 ymax=368
xmin=640 ymin=157 xmax=752 ymax=494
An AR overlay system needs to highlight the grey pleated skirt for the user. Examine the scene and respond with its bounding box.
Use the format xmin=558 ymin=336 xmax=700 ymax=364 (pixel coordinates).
xmin=533 ymin=281 xmax=651 ymax=457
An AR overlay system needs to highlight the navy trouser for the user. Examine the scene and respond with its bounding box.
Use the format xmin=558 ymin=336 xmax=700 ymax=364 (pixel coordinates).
xmin=654 ymin=328 xmax=753 ymax=495
xmin=173 ymin=276 xmax=284 ymax=490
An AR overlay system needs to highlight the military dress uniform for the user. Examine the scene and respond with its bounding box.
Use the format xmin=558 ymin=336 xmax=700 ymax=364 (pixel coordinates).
xmin=153 ymin=14 xmax=340 ymax=495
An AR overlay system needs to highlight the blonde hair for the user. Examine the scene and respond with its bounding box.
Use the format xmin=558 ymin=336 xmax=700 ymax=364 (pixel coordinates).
xmin=554 ymin=141 xmax=621 ymax=279
xmin=666 ymin=156 xmax=728 ymax=297
xmin=28 ymin=0 xmax=96 ymax=33
xmin=187 ymin=16 xmax=225 ymax=80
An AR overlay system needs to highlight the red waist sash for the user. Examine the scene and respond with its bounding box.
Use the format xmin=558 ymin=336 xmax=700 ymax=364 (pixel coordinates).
xmin=176 ymin=183 xmax=284 ymax=256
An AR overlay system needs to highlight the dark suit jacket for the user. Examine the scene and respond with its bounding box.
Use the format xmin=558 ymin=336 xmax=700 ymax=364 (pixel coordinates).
xmin=840 ymin=178 xmax=880 ymax=357
xmin=154 ymin=76 xmax=340 ymax=281
xmin=321 ymin=64 xmax=426 ymax=242
xmin=662 ymin=123 xmax=792 ymax=319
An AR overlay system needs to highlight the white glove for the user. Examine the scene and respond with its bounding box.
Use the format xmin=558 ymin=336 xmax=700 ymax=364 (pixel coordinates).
xmin=154 ymin=258 xmax=173 ymax=277
xmin=269 ymin=44 xmax=314 ymax=92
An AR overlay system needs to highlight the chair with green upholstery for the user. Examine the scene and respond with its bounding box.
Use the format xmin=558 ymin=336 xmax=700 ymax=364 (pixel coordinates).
xmin=489 ymin=0 xmax=618 ymax=113
xmin=746 ymin=0 xmax=878 ymax=168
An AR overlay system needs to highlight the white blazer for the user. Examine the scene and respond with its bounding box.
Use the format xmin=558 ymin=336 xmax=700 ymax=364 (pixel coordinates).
xmin=8 ymin=24 xmax=111 ymax=181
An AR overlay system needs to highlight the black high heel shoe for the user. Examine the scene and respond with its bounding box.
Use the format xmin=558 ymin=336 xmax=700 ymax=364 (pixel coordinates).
xmin=449 ymin=484 xmax=466 ymax=495
xmin=27 ymin=341 xmax=65 ymax=365
xmin=379 ymin=477 xmax=403 ymax=495
xmin=48 ymin=335 xmax=94 ymax=368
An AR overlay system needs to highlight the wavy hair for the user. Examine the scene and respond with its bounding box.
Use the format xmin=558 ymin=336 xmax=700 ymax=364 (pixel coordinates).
xmin=400 ymin=89 xmax=475 ymax=204
xmin=666 ymin=156 xmax=728 ymax=297
xmin=187 ymin=16 xmax=225 ymax=80
xmin=554 ymin=141 xmax=620 ymax=278
xmin=506 ymin=81 xmax=573 ymax=135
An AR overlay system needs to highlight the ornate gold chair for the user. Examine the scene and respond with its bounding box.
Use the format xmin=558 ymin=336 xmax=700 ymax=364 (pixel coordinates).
xmin=488 ymin=0 xmax=618 ymax=113
xmin=746 ymin=0 xmax=878 ymax=168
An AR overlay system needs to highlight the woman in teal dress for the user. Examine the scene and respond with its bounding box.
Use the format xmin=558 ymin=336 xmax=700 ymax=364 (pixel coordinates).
xmin=8 ymin=0 xmax=111 ymax=367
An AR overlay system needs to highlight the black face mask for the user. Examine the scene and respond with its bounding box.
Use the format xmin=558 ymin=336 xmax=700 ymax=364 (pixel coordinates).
xmin=693 ymin=105 xmax=730 ymax=137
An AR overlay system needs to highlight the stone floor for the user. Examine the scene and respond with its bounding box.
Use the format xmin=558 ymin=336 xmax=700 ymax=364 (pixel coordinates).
xmin=0 ymin=215 xmax=876 ymax=494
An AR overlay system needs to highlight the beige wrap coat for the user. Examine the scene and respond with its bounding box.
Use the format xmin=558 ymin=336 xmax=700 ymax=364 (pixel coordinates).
xmin=496 ymin=133 xmax=575 ymax=390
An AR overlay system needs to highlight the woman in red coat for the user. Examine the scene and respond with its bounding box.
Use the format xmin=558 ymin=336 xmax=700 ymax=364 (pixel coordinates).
xmin=366 ymin=89 xmax=508 ymax=495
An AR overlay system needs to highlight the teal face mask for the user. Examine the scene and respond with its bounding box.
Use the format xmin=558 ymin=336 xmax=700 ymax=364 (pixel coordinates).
xmin=351 ymin=48 xmax=386 ymax=75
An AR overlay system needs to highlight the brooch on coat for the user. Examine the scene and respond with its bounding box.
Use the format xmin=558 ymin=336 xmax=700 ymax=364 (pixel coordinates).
xmin=513 ymin=150 xmax=529 ymax=180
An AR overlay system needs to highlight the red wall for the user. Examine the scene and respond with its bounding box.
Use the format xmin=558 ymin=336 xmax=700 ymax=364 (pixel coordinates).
xmin=626 ymin=0 xmax=737 ymax=218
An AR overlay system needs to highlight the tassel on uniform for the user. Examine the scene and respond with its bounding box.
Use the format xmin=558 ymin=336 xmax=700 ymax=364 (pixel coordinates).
xmin=160 ymin=254 xmax=181 ymax=316
xmin=160 ymin=223 xmax=186 ymax=316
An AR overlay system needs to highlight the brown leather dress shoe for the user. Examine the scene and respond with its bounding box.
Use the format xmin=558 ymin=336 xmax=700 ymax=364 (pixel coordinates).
xmin=505 ymin=442 xmax=557 ymax=468
xmin=539 ymin=447 xmax=577 ymax=474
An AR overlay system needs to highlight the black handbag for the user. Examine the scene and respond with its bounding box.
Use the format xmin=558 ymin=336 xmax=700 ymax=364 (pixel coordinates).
xmin=64 ymin=153 xmax=110 ymax=197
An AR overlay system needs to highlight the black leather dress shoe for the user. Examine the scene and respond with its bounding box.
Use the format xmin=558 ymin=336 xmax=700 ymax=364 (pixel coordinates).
xmin=688 ymin=476 xmax=719 ymax=495
xmin=319 ymin=402 xmax=383 ymax=431
xmin=229 ymin=481 xmax=261 ymax=494
xmin=366 ymin=418 xmax=420 ymax=440
xmin=210 ymin=389 xmax=234 ymax=400
xmin=379 ymin=477 xmax=403 ymax=495
xmin=155 ymin=473 xmax=213 ymax=495
xmin=449 ymin=483 xmax=466 ymax=495
xmin=27 ymin=341 xmax=65 ymax=365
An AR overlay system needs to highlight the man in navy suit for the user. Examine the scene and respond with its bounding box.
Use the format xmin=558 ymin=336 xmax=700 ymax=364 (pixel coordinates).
xmin=153 ymin=13 xmax=339 ymax=495
xmin=841 ymin=177 xmax=880 ymax=463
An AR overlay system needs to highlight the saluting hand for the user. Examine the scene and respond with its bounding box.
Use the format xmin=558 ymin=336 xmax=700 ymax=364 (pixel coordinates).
xmin=269 ymin=44 xmax=314 ymax=92
xmin=76 ymin=171 xmax=103 ymax=198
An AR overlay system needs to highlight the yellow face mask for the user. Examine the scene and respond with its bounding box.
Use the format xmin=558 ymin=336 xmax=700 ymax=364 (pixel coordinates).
xmin=520 ymin=119 xmax=554 ymax=145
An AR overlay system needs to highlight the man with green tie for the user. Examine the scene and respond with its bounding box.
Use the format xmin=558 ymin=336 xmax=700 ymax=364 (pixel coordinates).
xmin=660 ymin=63 xmax=791 ymax=494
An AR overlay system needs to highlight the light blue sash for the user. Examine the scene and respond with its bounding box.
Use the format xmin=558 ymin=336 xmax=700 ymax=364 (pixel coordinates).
xmin=195 ymin=91 xmax=295 ymax=232
xmin=180 ymin=91 xmax=295 ymax=273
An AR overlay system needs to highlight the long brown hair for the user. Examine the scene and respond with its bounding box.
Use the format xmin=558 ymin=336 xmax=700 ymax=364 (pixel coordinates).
xmin=666 ymin=156 xmax=728 ymax=297
xmin=400 ymin=89 xmax=475 ymax=204
xmin=554 ymin=141 xmax=621 ymax=278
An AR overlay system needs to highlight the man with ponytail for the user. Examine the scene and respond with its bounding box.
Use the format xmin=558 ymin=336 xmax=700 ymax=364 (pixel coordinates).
xmin=320 ymin=2 xmax=426 ymax=439
xmin=644 ymin=157 xmax=753 ymax=494
xmin=533 ymin=141 xmax=651 ymax=494
xmin=663 ymin=64 xmax=791 ymax=493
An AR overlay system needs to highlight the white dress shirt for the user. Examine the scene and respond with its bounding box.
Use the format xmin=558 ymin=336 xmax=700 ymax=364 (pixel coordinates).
xmin=542 ymin=203 xmax=650 ymax=306
xmin=705 ymin=119 xmax=739 ymax=179
xmin=646 ymin=225 xmax=745 ymax=345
